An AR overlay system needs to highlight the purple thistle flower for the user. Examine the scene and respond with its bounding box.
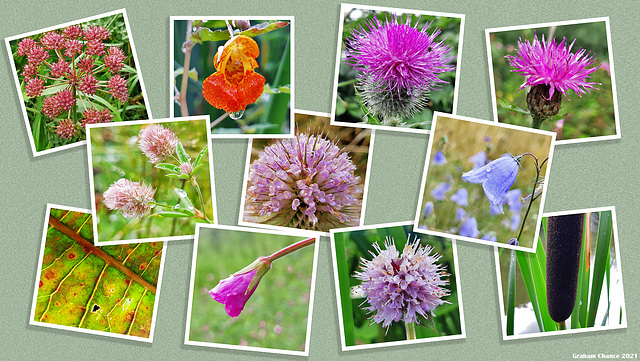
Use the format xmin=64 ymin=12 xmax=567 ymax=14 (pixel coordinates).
xmin=459 ymin=217 xmax=479 ymax=238
xmin=454 ymin=207 xmax=466 ymax=222
xmin=345 ymin=13 xmax=454 ymax=119
xmin=430 ymin=182 xmax=451 ymax=201
xmin=462 ymin=155 xmax=520 ymax=211
xmin=244 ymin=132 xmax=363 ymax=231
xmin=103 ymin=178 xmax=156 ymax=218
xmin=450 ymin=188 xmax=468 ymax=207
xmin=433 ymin=150 xmax=447 ymax=165
xmin=422 ymin=201 xmax=434 ymax=218
xmin=469 ymin=151 xmax=487 ymax=169
xmin=506 ymin=33 xmax=598 ymax=100
xmin=354 ymin=236 xmax=450 ymax=328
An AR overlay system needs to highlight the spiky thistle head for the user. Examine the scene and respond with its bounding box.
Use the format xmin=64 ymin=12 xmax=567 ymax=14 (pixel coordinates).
xmin=345 ymin=13 xmax=455 ymax=120
xmin=243 ymin=131 xmax=363 ymax=231
xmin=354 ymin=235 xmax=450 ymax=329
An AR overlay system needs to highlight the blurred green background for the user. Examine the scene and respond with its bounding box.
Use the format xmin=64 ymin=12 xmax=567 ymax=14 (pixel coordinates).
xmin=418 ymin=116 xmax=553 ymax=249
xmin=89 ymin=119 xmax=213 ymax=242
xmin=189 ymin=228 xmax=316 ymax=352
xmin=335 ymin=7 xmax=461 ymax=130
xmin=9 ymin=12 xmax=149 ymax=152
xmin=333 ymin=224 xmax=462 ymax=346
xmin=498 ymin=210 xmax=624 ymax=335
xmin=173 ymin=19 xmax=291 ymax=135
xmin=489 ymin=21 xmax=617 ymax=140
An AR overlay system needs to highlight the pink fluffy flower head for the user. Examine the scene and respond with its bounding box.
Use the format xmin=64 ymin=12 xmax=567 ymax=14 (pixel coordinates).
xmin=55 ymin=119 xmax=76 ymax=139
xmin=103 ymin=178 xmax=156 ymax=219
xmin=104 ymin=46 xmax=126 ymax=73
xmin=108 ymin=74 xmax=128 ymax=103
xmin=506 ymin=33 xmax=599 ymax=100
xmin=209 ymin=256 xmax=272 ymax=317
xmin=244 ymin=131 xmax=363 ymax=231
xmin=137 ymin=124 xmax=179 ymax=165
xmin=354 ymin=236 xmax=450 ymax=329
xmin=345 ymin=13 xmax=455 ymax=119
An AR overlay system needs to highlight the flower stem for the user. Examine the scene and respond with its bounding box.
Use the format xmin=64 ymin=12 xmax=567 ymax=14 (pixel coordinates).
xmin=179 ymin=20 xmax=193 ymax=117
xmin=531 ymin=115 xmax=544 ymax=129
xmin=210 ymin=112 xmax=228 ymax=129
xmin=515 ymin=156 xmax=543 ymax=243
xmin=170 ymin=179 xmax=187 ymax=236
xmin=405 ymin=321 xmax=416 ymax=340
xmin=267 ymin=237 xmax=316 ymax=262
xmin=558 ymin=321 xmax=566 ymax=330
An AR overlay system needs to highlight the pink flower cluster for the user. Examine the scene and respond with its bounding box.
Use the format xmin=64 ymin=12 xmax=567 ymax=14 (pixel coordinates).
xmin=244 ymin=132 xmax=363 ymax=231
xmin=137 ymin=124 xmax=180 ymax=165
xmin=103 ymin=178 xmax=156 ymax=218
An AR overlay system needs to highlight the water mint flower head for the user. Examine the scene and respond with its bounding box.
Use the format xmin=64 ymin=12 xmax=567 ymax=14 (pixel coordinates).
xmin=244 ymin=131 xmax=363 ymax=231
xmin=345 ymin=13 xmax=455 ymax=120
xmin=506 ymin=33 xmax=598 ymax=100
xmin=209 ymin=256 xmax=271 ymax=317
xmin=354 ymin=236 xmax=450 ymax=329
xmin=462 ymin=155 xmax=521 ymax=212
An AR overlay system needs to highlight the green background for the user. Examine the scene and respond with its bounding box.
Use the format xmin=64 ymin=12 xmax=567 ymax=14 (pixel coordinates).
xmin=1 ymin=0 xmax=638 ymax=359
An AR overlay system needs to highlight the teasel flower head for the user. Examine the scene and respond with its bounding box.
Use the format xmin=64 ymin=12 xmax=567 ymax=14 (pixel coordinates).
xmin=354 ymin=236 xmax=450 ymax=329
xmin=244 ymin=131 xmax=363 ymax=231
xmin=345 ymin=13 xmax=455 ymax=121
xmin=137 ymin=124 xmax=179 ymax=165
xmin=103 ymin=178 xmax=156 ymax=219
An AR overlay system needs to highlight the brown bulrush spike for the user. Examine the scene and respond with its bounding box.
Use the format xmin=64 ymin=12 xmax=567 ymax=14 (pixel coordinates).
xmin=545 ymin=214 xmax=584 ymax=323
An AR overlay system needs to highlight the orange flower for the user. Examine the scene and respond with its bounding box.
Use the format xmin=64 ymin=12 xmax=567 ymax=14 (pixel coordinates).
xmin=203 ymin=35 xmax=265 ymax=114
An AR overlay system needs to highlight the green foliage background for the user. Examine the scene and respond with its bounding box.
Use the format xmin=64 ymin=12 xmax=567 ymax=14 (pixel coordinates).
xmin=189 ymin=228 xmax=315 ymax=352
xmin=335 ymin=8 xmax=461 ymax=130
xmin=489 ymin=21 xmax=617 ymax=139
xmin=334 ymin=224 xmax=462 ymax=346
xmin=89 ymin=119 xmax=213 ymax=242
xmin=173 ymin=19 xmax=291 ymax=135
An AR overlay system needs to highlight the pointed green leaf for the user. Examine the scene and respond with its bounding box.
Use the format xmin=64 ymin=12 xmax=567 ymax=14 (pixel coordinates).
xmin=498 ymin=97 xmax=530 ymax=115
xmin=193 ymin=145 xmax=208 ymax=168
xmin=151 ymin=211 xmax=191 ymax=218
xmin=174 ymin=188 xmax=195 ymax=214
xmin=176 ymin=142 xmax=190 ymax=163
xmin=588 ymin=210 xmax=613 ymax=327
xmin=506 ymin=250 xmax=516 ymax=336
xmin=190 ymin=164 xmax=203 ymax=177
xmin=155 ymin=163 xmax=180 ymax=174
xmin=333 ymin=232 xmax=356 ymax=346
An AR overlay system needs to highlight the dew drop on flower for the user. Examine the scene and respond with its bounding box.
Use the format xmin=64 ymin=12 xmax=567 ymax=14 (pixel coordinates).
xmin=228 ymin=110 xmax=244 ymax=120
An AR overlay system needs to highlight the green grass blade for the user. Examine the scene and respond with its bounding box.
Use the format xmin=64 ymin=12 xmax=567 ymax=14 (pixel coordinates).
xmin=527 ymin=251 xmax=556 ymax=331
xmin=572 ymin=215 xmax=588 ymax=328
xmin=587 ymin=210 xmax=612 ymax=327
xmin=515 ymin=251 xmax=544 ymax=332
xmin=334 ymin=233 xmax=355 ymax=346
xmin=506 ymin=250 xmax=516 ymax=336
xmin=260 ymin=38 xmax=290 ymax=133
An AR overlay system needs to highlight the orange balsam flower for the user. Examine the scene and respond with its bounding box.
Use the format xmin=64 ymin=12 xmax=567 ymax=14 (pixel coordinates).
xmin=203 ymin=35 xmax=266 ymax=114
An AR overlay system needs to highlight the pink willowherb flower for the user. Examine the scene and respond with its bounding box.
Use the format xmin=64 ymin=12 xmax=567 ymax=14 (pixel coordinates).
xmin=506 ymin=33 xmax=599 ymax=100
xmin=345 ymin=13 xmax=455 ymax=120
xmin=25 ymin=77 xmax=45 ymax=97
xmin=243 ymin=132 xmax=363 ymax=231
xmin=137 ymin=124 xmax=179 ymax=165
xmin=108 ymin=74 xmax=128 ymax=103
xmin=103 ymin=47 xmax=126 ymax=73
xmin=55 ymin=119 xmax=76 ymax=139
xmin=354 ymin=236 xmax=450 ymax=328
xmin=209 ymin=256 xmax=271 ymax=317
xmin=103 ymin=178 xmax=156 ymax=218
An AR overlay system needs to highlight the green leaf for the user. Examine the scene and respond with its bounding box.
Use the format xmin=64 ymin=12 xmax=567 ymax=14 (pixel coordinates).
xmin=573 ymin=214 xmax=588 ymax=329
xmin=174 ymin=188 xmax=195 ymax=214
xmin=190 ymin=164 xmax=203 ymax=176
xmin=498 ymin=97 xmax=530 ymax=115
xmin=193 ymin=21 xmax=290 ymax=43
xmin=262 ymin=85 xmax=291 ymax=95
xmin=36 ymin=208 xmax=162 ymax=339
xmin=527 ymin=249 xmax=556 ymax=331
xmin=333 ymin=232 xmax=356 ymax=346
xmin=175 ymin=142 xmax=191 ymax=163
xmin=239 ymin=21 xmax=289 ymax=38
xmin=587 ymin=210 xmax=613 ymax=327
xmin=193 ymin=145 xmax=208 ymax=168
xmin=174 ymin=67 xmax=198 ymax=81
xmin=151 ymin=211 xmax=191 ymax=218
xmin=155 ymin=163 xmax=180 ymax=174
xmin=506 ymin=250 xmax=516 ymax=336
xmin=260 ymin=38 xmax=290 ymax=132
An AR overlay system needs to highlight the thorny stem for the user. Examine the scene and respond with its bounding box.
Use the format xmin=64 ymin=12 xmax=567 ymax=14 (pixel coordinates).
xmin=266 ymin=237 xmax=316 ymax=262
xmin=405 ymin=321 xmax=416 ymax=340
xmin=179 ymin=20 xmax=194 ymax=117
xmin=515 ymin=155 xmax=549 ymax=244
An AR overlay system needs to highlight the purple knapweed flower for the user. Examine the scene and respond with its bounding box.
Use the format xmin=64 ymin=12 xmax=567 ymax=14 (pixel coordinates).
xmin=462 ymin=155 xmax=521 ymax=211
xmin=345 ymin=13 xmax=454 ymax=120
xmin=469 ymin=151 xmax=487 ymax=169
xmin=459 ymin=217 xmax=479 ymax=238
xmin=103 ymin=178 xmax=156 ymax=218
xmin=422 ymin=201 xmax=434 ymax=218
xmin=354 ymin=236 xmax=450 ymax=328
xmin=243 ymin=132 xmax=363 ymax=232
xmin=433 ymin=150 xmax=447 ymax=165
xmin=506 ymin=33 xmax=598 ymax=100
xmin=450 ymin=188 xmax=468 ymax=207
xmin=137 ymin=124 xmax=179 ymax=165
xmin=430 ymin=182 xmax=451 ymax=201
xmin=454 ymin=207 xmax=466 ymax=222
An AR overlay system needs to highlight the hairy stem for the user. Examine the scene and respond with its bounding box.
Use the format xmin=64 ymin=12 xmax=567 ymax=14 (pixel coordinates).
xmin=179 ymin=20 xmax=194 ymax=117
xmin=405 ymin=321 xmax=416 ymax=340
xmin=267 ymin=237 xmax=316 ymax=262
